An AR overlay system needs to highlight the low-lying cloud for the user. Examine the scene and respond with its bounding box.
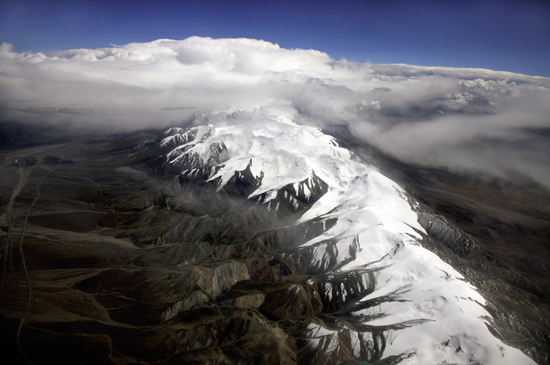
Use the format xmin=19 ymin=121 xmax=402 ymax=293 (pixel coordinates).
xmin=1 ymin=36 xmax=549 ymax=188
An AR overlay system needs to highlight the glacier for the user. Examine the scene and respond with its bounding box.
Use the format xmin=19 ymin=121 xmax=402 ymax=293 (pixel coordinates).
xmin=157 ymin=106 xmax=535 ymax=365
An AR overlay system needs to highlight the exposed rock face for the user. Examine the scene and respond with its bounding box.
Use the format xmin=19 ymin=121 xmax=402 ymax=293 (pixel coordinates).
xmin=1 ymin=120 xmax=546 ymax=364
xmin=260 ymin=277 xmax=324 ymax=321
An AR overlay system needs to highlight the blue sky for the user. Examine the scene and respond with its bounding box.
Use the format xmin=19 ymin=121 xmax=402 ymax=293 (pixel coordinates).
xmin=1 ymin=0 xmax=549 ymax=77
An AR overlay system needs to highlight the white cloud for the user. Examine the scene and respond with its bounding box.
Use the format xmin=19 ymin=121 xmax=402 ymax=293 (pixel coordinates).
xmin=1 ymin=36 xmax=550 ymax=187
xmin=0 ymin=37 xmax=337 ymax=129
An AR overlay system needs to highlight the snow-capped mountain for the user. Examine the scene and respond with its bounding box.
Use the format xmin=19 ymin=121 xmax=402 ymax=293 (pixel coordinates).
xmin=156 ymin=108 xmax=535 ymax=365
xmin=2 ymin=36 xmax=549 ymax=364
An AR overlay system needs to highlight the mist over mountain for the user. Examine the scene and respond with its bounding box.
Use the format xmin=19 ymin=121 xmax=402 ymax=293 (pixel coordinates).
xmin=1 ymin=37 xmax=550 ymax=364
xmin=1 ymin=37 xmax=549 ymax=188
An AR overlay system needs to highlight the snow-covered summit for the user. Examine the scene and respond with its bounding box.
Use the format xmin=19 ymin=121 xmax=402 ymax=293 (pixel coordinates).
xmin=157 ymin=108 xmax=535 ymax=364
xmin=159 ymin=112 xmax=355 ymax=205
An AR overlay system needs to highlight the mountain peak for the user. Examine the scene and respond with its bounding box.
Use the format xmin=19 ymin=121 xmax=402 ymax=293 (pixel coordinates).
xmin=153 ymin=112 xmax=535 ymax=364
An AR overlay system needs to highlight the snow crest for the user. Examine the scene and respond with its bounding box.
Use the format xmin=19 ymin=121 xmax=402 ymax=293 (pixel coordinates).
xmin=160 ymin=110 xmax=534 ymax=365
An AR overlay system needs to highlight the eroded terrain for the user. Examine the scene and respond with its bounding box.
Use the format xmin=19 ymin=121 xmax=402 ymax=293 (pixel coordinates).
xmin=1 ymin=125 xmax=549 ymax=364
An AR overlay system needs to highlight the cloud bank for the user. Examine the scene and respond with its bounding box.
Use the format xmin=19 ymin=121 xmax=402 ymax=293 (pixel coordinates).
xmin=1 ymin=36 xmax=550 ymax=187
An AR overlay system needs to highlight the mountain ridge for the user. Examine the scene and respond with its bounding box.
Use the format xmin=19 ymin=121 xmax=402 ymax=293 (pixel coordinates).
xmin=0 ymin=117 xmax=547 ymax=364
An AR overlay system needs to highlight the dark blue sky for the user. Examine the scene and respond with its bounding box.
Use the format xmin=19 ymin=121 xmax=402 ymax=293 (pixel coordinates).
xmin=1 ymin=0 xmax=549 ymax=77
